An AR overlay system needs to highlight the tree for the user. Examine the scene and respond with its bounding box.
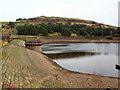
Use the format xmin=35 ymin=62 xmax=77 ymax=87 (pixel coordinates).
xmin=41 ymin=28 xmax=48 ymax=36
xmin=60 ymin=27 xmax=71 ymax=37
xmin=76 ymin=28 xmax=88 ymax=36
xmin=17 ymin=24 xmax=38 ymax=35
xmin=47 ymin=23 xmax=54 ymax=33
xmin=16 ymin=18 xmax=22 ymax=21
xmin=17 ymin=25 xmax=25 ymax=35
xmin=8 ymin=22 xmax=15 ymax=28
xmin=104 ymin=28 xmax=111 ymax=36
xmin=94 ymin=28 xmax=103 ymax=36
xmin=110 ymin=28 xmax=118 ymax=35
xmin=118 ymin=27 xmax=120 ymax=34
xmin=2 ymin=25 xmax=5 ymax=28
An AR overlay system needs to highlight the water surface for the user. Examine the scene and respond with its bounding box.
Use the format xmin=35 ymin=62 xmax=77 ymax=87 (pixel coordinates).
xmin=42 ymin=43 xmax=119 ymax=77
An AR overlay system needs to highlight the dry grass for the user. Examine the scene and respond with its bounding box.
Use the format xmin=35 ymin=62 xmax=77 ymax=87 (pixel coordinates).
xmin=48 ymin=32 xmax=61 ymax=37
xmin=2 ymin=40 xmax=8 ymax=47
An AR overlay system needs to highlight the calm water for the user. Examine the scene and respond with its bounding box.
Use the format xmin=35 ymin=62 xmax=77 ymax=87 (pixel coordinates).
xmin=42 ymin=43 xmax=119 ymax=77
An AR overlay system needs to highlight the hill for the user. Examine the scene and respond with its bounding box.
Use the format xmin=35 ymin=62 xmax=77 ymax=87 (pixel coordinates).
xmin=2 ymin=16 xmax=119 ymax=38
xmin=19 ymin=16 xmax=117 ymax=29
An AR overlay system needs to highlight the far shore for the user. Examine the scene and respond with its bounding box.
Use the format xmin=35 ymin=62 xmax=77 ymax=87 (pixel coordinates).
xmin=9 ymin=35 xmax=120 ymax=43
xmin=39 ymin=38 xmax=120 ymax=44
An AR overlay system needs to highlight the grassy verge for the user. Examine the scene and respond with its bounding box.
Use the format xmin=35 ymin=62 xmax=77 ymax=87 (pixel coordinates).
xmin=11 ymin=39 xmax=25 ymax=47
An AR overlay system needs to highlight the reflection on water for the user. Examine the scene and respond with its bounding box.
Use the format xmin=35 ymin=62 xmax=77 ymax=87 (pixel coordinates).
xmin=42 ymin=44 xmax=70 ymax=54
xmin=44 ymin=51 xmax=97 ymax=59
xmin=42 ymin=43 xmax=119 ymax=77
xmin=54 ymin=54 xmax=118 ymax=77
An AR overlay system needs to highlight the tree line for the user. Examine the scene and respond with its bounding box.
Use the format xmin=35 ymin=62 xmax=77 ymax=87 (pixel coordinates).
xmin=16 ymin=23 xmax=119 ymax=37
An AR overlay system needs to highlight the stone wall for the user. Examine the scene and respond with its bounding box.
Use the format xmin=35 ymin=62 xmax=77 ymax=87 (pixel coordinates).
xmin=25 ymin=45 xmax=42 ymax=53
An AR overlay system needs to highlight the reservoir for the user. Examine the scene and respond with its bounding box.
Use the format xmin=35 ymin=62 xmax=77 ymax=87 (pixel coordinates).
xmin=42 ymin=43 xmax=119 ymax=77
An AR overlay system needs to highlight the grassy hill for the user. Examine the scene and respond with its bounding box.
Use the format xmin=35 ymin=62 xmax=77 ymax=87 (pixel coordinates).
xmin=2 ymin=16 xmax=119 ymax=38
xmin=19 ymin=16 xmax=117 ymax=29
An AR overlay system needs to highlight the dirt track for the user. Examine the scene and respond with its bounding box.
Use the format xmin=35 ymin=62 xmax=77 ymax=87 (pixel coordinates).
xmin=2 ymin=44 xmax=119 ymax=88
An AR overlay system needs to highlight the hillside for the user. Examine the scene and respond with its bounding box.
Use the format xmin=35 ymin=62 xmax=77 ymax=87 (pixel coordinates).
xmin=19 ymin=16 xmax=117 ymax=29
xmin=2 ymin=16 xmax=119 ymax=38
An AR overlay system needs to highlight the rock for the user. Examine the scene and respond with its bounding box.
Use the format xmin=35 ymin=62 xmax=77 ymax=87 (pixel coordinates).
xmin=115 ymin=64 xmax=120 ymax=70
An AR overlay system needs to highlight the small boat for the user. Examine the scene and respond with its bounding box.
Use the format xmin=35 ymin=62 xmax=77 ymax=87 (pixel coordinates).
xmin=115 ymin=64 xmax=120 ymax=70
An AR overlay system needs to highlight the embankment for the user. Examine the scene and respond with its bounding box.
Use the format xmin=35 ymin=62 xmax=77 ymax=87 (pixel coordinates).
xmin=2 ymin=40 xmax=119 ymax=88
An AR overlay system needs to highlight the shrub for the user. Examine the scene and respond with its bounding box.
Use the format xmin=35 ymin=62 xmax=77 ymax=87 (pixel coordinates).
xmin=106 ymin=36 xmax=112 ymax=40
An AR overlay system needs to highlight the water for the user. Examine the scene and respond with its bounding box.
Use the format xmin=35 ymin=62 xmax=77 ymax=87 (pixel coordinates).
xmin=42 ymin=43 xmax=119 ymax=77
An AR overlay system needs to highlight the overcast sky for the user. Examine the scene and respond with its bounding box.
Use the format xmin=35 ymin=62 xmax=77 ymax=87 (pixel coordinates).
xmin=1 ymin=0 xmax=119 ymax=26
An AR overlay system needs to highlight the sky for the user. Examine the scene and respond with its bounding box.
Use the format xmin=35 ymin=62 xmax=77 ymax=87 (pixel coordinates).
xmin=1 ymin=0 xmax=119 ymax=26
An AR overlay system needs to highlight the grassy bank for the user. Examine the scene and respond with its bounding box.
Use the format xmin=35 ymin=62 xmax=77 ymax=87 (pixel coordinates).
xmin=11 ymin=39 xmax=25 ymax=47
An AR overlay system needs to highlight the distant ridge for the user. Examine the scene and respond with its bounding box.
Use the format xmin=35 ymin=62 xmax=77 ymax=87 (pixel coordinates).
xmin=21 ymin=16 xmax=117 ymax=29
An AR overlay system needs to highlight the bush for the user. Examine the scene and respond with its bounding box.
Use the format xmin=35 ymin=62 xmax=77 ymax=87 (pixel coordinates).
xmin=8 ymin=22 xmax=15 ymax=28
xmin=106 ymin=36 xmax=112 ymax=40
xmin=16 ymin=18 xmax=22 ymax=21
xmin=113 ymin=34 xmax=120 ymax=37
xmin=41 ymin=28 xmax=48 ymax=36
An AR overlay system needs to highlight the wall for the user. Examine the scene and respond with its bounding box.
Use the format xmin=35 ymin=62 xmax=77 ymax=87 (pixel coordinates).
xmin=25 ymin=45 xmax=42 ymax=53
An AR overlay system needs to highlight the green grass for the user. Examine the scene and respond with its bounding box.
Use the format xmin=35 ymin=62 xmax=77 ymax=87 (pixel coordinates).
xmin=11 ymin=39 xmax=25 ymax=47
xmin=48 ymin=32 xmax=61 ymax=37
xmin=11 ymin=35 xmax=26 ymax=38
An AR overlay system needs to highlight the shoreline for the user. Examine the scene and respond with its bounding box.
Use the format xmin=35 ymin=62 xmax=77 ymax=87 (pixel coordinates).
xmin=46 ymin=54 xmax=119 ymax=79
xmin=44 ymin=53 xmax=119 ymax=88
xmin=39 ymin=38 xmax=120 ymax=44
